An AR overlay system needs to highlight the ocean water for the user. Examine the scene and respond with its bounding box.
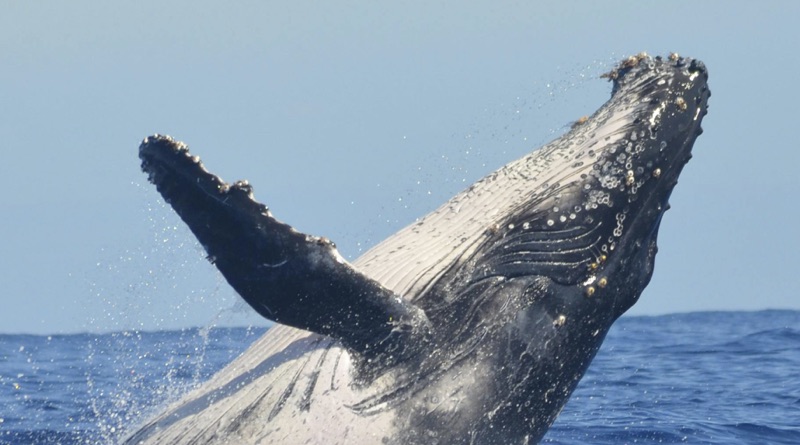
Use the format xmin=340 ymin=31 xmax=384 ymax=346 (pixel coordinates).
xmin=1 ymin=311 xmax=798 ymax=444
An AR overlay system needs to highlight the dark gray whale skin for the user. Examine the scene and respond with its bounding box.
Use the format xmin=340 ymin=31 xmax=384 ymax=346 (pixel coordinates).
xmin=129 ymin=53 xmax=709 ymax=444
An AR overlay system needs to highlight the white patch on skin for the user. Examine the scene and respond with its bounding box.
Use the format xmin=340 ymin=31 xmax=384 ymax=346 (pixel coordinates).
xmin=649 ymin=102 xmax=666 ymax=127
xmin=262 ymin=260 xmax=288 ymax=268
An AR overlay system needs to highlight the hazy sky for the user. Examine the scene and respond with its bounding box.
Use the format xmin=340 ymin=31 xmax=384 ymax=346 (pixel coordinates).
xmin=2 ymin=1 xmax=798 ymax=334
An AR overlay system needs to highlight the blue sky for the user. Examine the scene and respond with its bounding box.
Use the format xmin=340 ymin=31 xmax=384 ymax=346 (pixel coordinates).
xmin=2 ymin=1 xmax=798 ymax=334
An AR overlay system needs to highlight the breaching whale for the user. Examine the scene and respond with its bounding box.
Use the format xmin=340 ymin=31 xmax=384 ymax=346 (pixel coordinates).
xmin=126 ymin=53 xmax=709 ymax=444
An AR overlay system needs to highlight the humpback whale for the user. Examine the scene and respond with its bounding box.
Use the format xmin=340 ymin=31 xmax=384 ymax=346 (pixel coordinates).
xmin=127 ymin=53 xmax=709 ymax=444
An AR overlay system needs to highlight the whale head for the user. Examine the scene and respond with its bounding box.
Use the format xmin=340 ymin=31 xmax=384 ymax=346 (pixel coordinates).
xmin=565 ymin=53 xmax=710 ymax=317
xmin=421 ymin=53 xmax=710 ymax=329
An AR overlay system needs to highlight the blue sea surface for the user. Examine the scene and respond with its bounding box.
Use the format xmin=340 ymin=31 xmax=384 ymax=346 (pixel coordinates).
xmin=1 ymin=311 xmax=798 ymax=444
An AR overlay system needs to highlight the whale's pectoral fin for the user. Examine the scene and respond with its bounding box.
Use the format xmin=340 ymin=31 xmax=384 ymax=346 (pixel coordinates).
xmin=139 ymin=135 xmax=430 ymax=362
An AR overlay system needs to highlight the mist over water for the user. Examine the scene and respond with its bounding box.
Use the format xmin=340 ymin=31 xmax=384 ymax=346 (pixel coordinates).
xmin=0 ymin=327 xmax=265 ymax=445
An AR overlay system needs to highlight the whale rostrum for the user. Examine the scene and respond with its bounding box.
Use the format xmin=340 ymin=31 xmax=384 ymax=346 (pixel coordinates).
xmin=128 ymin=53 xmax=710 ymax=444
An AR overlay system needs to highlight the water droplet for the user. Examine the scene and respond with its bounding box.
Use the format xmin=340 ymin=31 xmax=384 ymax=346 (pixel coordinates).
xmin=559 ymin=215 xmax=567 ymax=222
xmin=546 ymin=219 xmax=555 ymax=227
